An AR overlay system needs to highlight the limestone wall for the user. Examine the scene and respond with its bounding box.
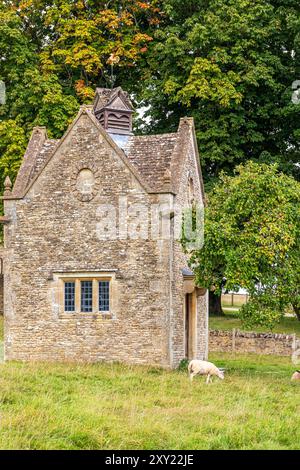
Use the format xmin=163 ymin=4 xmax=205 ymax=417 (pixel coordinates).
xmin=171 ymin=120 xmax=208 ymax=367
xmin=209 ymin=329 xmax=299 ymax=356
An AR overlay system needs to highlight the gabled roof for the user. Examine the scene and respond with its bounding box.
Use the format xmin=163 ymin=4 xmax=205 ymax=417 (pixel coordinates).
xmin=123 ymin=133 xmax=178 ymax=193
xmin=12 ymin=126 xmax=49 ymax=197
xmin=29 ymin=139 xmax=59 ymax=184
xmin=4 ymin=107 xmax=205 ymax=201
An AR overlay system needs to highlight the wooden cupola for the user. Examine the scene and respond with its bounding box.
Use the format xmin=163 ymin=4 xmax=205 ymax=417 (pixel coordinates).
xmin=93 ymin=87 xmax=133 ymax=136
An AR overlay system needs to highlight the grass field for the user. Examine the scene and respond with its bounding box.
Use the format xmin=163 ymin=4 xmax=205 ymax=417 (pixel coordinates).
xmin=0 ymin=317 xmax=299 ymax=450
xmin=0 ymin=353 xmax=299 ymax=449
xmin=210 ymin=310 xmax=300 ymax=336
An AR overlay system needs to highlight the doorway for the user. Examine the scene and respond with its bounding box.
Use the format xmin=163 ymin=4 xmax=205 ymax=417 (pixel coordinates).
xmin=185 ymin=292 xmax=196 ymax=359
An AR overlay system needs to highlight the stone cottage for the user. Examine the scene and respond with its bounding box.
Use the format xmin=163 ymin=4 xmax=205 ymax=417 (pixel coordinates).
xmin=0 ymin=87 xmax=208 ymax=368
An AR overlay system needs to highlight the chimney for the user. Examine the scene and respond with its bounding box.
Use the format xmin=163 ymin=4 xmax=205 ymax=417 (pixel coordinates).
xmin=93 ymin=87 xmax=133 ymax=146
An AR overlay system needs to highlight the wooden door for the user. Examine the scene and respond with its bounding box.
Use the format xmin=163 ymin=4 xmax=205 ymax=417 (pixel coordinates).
xmin=185 ymin=292 xmax=196 ymax=359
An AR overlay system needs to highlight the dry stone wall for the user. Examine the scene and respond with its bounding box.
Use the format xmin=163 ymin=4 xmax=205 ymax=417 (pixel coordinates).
xmin=210 ymin=329 xmax=299 ymax=356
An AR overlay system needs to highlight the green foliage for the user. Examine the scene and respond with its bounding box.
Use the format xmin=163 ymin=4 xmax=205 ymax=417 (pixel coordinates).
xmin=0 ymin=0 xmax=160 ymax=192
xmin=185 ymin=162 xmax=300 ymax=327
xmin=4 ymin=0 xmax=160 ymax=99
xmin=0 ymin=120 xmax=27 ymax=189
xmin=177 ymin=358 xmax=189 ymax=371
xmin=140 ymin=0 xmax=300 ymax=182
xmin=1 ymin=0 xmax=300 ymax=186
xmin=0 ymin=2 xmax=81 ymax=192
xmin=240 ymin=297 xmax=283 ymax=330
xmin=0 ymin=119 xmax=26 ymax=240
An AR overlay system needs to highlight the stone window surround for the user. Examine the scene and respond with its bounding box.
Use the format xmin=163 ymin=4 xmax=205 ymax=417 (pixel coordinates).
xmin=53 ymin=271 xmax=116 ymax=319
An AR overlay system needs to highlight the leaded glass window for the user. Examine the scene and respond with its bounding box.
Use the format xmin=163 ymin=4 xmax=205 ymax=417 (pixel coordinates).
xmin=81 ymin=281 xmax=93 ymax=312
xmin=99 ymin=281 xmax=110 ymax=312
xmin=64 ymin=282 xmax=75 ymax=312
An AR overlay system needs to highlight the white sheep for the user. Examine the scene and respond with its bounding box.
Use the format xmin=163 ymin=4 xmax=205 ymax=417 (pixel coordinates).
xmin=188 ymin=359 xmax=225 ymax=384
xmin=291 ymin=370 xmax=300 ymax=382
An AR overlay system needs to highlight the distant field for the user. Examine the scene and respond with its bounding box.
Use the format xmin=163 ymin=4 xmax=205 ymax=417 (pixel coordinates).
xmin=210 ymin=310 xmax=300 ymax=336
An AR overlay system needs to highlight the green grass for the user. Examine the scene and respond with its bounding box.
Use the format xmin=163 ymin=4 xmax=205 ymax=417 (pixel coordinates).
xmin=0 ymin=353 xmax=299 ymax=450
xmin=0 ymin=316 xmax=299 ymax=450
xmin=210 ymin=310 xmax=300 ymax=336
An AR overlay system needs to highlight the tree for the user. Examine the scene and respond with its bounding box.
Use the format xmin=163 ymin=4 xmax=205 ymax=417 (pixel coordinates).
xmin=0 ymin=120 xmax=27 ymax=186
xmin=0 ymin=119 xmax=27 ymax=241
xmin=183 ymin=162 xmax=300 ymax=327
xmin=140 ymin=0 xmax=300 ymax=183
xmin=3 ymin=0 xmax=160 ymax=100
xmin=0 ymin=0 xmax=161 ymax=198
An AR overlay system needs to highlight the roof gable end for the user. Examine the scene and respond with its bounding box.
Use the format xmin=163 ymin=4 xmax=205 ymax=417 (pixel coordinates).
xmin=14 ymin=106 xmax=152 ymax=199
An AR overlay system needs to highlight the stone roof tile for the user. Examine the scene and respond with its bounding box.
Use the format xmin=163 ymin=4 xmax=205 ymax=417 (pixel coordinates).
xmin=28 ymin=139 xmax=59 ymax=184
xmin=7 ymin=111 xmax=201 ymax=199
xmin=123 ymin=133 xmax=178 ymax=192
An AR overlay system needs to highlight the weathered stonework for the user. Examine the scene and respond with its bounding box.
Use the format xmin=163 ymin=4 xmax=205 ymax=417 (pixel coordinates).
xmin=1 ymin=87 xmax=208 ymax=368
xmin=210 ymin=329 xmax=300 ymax=356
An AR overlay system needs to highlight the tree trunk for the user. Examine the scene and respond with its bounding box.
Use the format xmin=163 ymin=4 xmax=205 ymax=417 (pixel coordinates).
xmin=292 ymin=304 xmax=300 ymax=321
xmin=209 ymin=291 xmax=224 ymax=316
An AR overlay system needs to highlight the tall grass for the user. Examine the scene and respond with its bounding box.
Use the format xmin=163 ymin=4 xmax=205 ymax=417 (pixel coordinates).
xmin=0 ymin=353 xmax=299 ymax=450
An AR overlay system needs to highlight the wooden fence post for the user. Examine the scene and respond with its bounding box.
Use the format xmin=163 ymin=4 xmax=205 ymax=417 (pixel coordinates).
xmin=232 ymin=328 xmax=236 ymax=352
xmin=292 ymin=333 xmax=297 ymax=353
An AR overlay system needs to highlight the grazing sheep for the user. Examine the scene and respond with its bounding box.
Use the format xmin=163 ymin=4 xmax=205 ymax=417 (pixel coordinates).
xmin=188 ymin=359 xmax=225 ymax=384
xmin=291 ymin=370 xmax=300 ymax=382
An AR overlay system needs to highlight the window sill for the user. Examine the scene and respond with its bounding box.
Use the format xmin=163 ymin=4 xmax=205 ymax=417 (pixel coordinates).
xmin=59 ymin=312 xmax=114 ymax=320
